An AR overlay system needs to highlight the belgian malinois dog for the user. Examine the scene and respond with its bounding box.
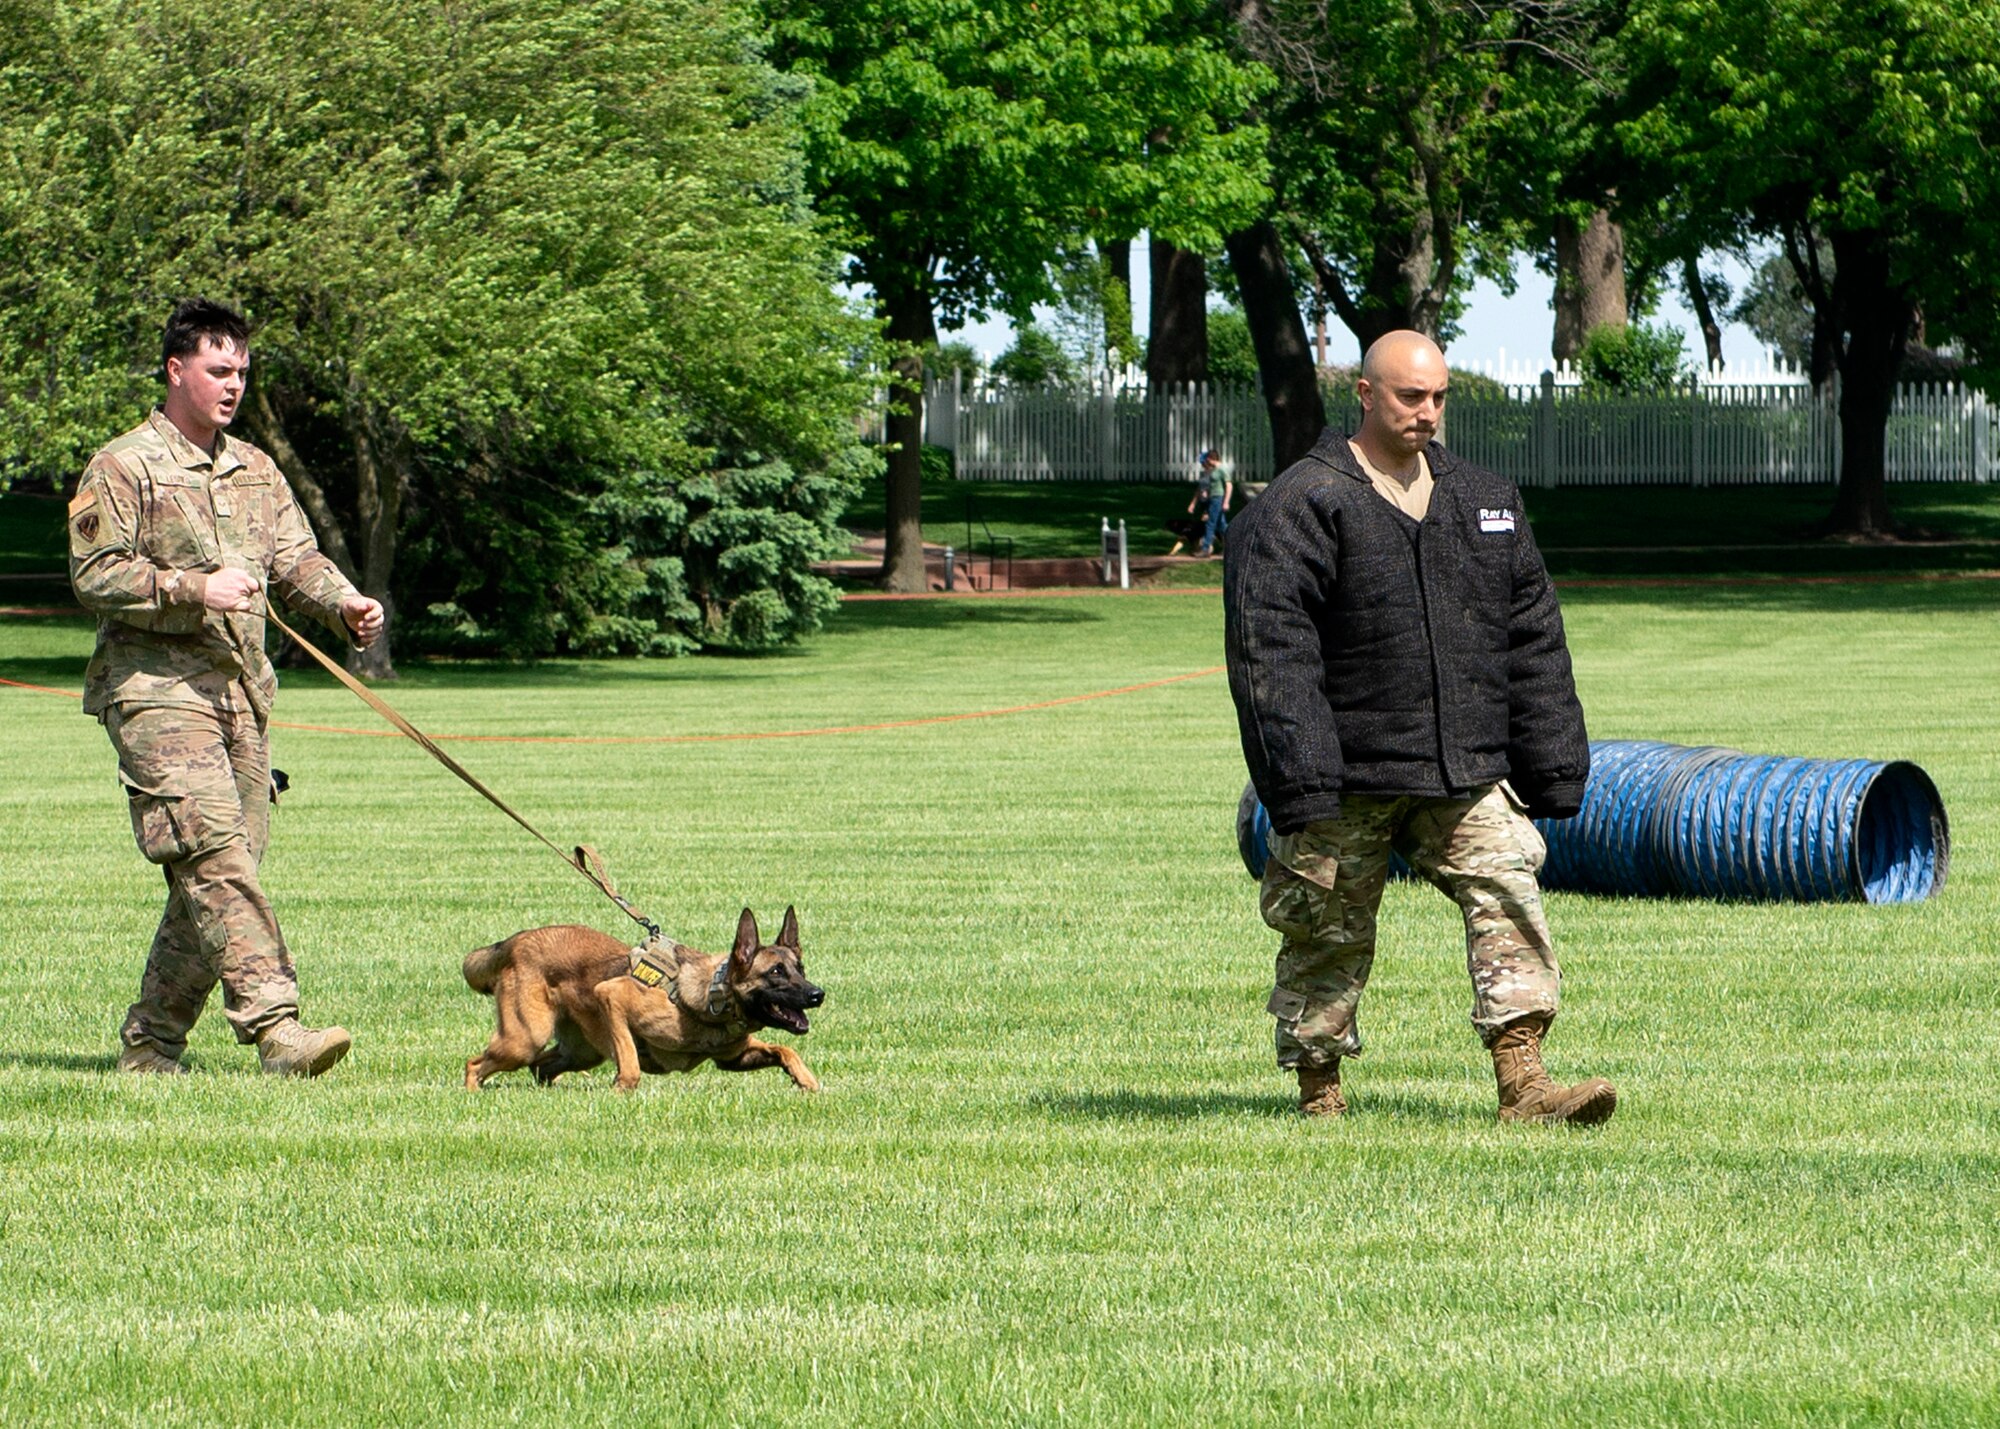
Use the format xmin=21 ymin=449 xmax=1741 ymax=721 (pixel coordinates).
xmin=462 ymin=907 xmax=823 ymax=1093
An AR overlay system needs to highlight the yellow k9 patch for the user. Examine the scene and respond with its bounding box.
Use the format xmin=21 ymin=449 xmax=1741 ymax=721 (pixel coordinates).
xmin=630 ymin=952 xmax=673 ymax=988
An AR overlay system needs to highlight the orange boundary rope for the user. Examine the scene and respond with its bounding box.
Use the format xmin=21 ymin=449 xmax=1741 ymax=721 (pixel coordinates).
xmin=0 ymin=666 xmax=1225 ymax=744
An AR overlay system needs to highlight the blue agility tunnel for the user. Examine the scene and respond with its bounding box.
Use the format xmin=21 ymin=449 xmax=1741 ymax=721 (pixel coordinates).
xmin=1236 ymin=740 xmax=1949 ymax=905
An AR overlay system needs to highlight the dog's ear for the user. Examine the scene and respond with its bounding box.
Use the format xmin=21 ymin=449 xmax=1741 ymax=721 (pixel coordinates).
xmin=731 ymin=907 xmax=760 ymax=968
xmin=777 ymin=905 xmax=800 ymax=950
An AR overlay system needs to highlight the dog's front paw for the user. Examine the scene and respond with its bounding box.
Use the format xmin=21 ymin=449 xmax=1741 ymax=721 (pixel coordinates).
xmin=792 ymin=1070 xmax=822 ymax=1094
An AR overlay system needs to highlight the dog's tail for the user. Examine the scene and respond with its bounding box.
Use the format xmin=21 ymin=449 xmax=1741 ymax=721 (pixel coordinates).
xmin=462 ymin=938 xmax=513 ymax=995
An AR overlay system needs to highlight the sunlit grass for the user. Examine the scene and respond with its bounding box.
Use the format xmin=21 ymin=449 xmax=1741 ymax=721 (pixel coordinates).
xmin=1 ymin=577 xmax=1995 ymax=1425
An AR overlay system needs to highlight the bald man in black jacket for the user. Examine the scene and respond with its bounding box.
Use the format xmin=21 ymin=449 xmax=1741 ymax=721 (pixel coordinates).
xmin=1224 ymin=331 xmax=1615 ymax=1123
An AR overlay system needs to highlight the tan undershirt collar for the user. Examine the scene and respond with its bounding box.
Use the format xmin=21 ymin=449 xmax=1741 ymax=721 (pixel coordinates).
xmin=1349 ymin=441 xmax=1434 ymax=521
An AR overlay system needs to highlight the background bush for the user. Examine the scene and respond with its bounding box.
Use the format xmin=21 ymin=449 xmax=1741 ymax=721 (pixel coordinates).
xmin=1577 ymin=321 xmax=1694 ymax=394
xmin=0 ymin=0 xmax=879 ymax=662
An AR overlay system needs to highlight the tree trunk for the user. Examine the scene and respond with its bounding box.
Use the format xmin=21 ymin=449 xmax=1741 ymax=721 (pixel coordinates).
xmin=1823 ymin=230 xmax=1912 ymax=539
xmin=1104 ymin=237 xmax=1131 ymax=295
xmin=878 ymin=277 xmax=937 ymax=593
xmin=1552 ymin=209 xmax=1627 ymax=361
xmin=1781 ymin=222 xmax=1840 ymax=393
xmin=1682 ymin=253 xmax=1724 ymax=370
xmin=1808 ymin=326 xmax=1836 ymax=392
xmin=1101 ymin=237 xmax=1136 ymax=369
xmin=1226 ymin=220 xmax=1327 ymax=472
xmin=1147 ymin=238 xmax=1208 ymax=385
xmin=346 ymin=408 xmax=401 ymax=679
xmin=1308 ymin=174 xmax=1457 ymax=352
xmin=246 ymin=385 xmax=358 ymax=579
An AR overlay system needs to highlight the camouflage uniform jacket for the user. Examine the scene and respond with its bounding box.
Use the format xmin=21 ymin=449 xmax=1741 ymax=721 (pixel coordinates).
xmin=68 ymin=408 xmax=357 ymax=719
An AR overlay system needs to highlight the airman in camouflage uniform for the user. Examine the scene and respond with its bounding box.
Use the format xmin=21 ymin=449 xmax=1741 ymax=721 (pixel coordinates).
xmin=70 ymin=299 xmax=385 ymax=1076
xmin=1226 ymin=331 xmax=1614 ymax=1123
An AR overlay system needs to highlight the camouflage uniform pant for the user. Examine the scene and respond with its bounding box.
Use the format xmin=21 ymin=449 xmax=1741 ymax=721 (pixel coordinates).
xmin=104 ymin=701 xmax=299 ymax=1054
xmin=1259 ymin=783 xmax=1557 ymax=1069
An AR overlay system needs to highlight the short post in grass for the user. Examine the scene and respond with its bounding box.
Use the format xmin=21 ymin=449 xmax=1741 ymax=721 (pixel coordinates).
xmin=1100 ymin=517 xmax=1129 ymax=588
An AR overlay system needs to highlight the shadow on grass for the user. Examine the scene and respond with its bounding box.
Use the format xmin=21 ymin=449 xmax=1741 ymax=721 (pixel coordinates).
xmin=1037 ymin=1089 xmax=1291 ymax=1120
xmin=1556 ymin=572 xmax=2000 ymax=615
xmin=1524 ymin=482 xmax=2000 ymax=549
xmin=0 ymin=1050 xmax=118 ymax=1073
xmin=1040 ymin=1085 xmax=1469 ymax=1125
xmin=0 ymin=655 xmax=89 ymax=689
xmin=826 ymin=601 xmax=1105 ymax=632
xmin=1346 ymin=1087 xmax=1477 ymax=1125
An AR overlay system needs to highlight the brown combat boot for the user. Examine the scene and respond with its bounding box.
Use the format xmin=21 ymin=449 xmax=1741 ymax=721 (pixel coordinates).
xmin=1297 ymin=1060 xmax=1347 ymax=1117
xmin=117 ymin=1043 xmax=187 ymax=1075
xmin=1490 ymin=1013 xmax=1615 ymax=1125
xmin=256 ymin=1018 xmax=352 ymax=1078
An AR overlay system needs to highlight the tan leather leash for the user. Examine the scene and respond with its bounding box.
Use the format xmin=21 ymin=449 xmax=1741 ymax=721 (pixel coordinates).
xmin=263 ymin=605 xmax=661 ymax=941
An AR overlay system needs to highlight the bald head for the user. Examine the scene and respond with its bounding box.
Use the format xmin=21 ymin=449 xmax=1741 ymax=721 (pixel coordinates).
xmin=1360 ymin=330 xmax=1446 ymax=385
xmin=1356 ymin=329 xmax=1449 ymax=465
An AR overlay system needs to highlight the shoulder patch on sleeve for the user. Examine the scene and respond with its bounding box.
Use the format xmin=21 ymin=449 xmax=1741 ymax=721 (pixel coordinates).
xmin=69 ymin=473 xmax=116 ymax=552
xmin=71 ymin=505 xmax=106 ymax=549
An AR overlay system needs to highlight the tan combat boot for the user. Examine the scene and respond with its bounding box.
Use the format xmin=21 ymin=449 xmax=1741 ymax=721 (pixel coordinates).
xmin=1490 ymin=1013 xmax=1615 ymax=1124
xmin=117 ymin=1043 xmax=188 ymax=1075
xmin=256 ymin=1018 xmax=352 ymax=1077
xmin=1297 ymin=1060 xmax=1347 ymax=1117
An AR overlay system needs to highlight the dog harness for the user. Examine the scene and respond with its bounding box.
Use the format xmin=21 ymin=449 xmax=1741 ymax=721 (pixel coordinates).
xmin=629 ymin=939 xmax=738 ymax=1025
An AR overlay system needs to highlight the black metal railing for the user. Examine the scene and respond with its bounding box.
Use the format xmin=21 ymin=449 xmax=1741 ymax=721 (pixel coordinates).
xmin=963 ymin=494 xmax=1014 ymax=591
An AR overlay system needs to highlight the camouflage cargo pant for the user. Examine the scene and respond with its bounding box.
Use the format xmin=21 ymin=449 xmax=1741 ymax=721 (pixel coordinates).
xmin=1259 ymin=783 xmax=1558 ymax=1069
xmin=104 ymin=702 xmax=299 ymax=1054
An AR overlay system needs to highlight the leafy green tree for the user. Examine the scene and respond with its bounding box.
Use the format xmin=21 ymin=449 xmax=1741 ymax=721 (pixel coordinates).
xmin=769 ymin=0 xmax=1269 ymax=589
xmin=0 ymin=0 xmax=873 ymax=669
xmin=1099 ymin=253 xmax=1141 ymax=371
xmin=991 ymin=326 xmax=1079 ymax=387
xmin=1233 ymin=0 xmax=1564 ymax=350
xmin=1613 ymin=0 xmax=2000 ymax=535
xmin=1206 ymin=308 xmax=1263 ymax=387
xmin=1047 ymin=252 xmax=1120 ymax=376
xmin=1577 ymin=320 xmax=1692 ymax=393
xmin=1730 ymin=242 xmax=1839 ymax=386
xmin=925 ymin=340 xmax=986 ymax=382
xmin=1221 ymin=1 xmax=1603 ymax=468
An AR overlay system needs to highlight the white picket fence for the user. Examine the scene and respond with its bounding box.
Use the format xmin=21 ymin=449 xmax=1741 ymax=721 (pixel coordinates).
xmin=922 ymin=370 xmax=1999 ymax=486
xmin=924 ymin=372 xmax=1271 ymax=481
xmin=1471 ymin=350 xmax=1819 ymax=388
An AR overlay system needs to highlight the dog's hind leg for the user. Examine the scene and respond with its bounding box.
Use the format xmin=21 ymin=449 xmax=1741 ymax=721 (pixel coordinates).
xmin=532 ymin=1019 xmax=605 ymax=1085
xmin=466 ymin=974 xmax=558 ymax=1090
xmin=717 ymin=1038 xmax=821 ymax=1093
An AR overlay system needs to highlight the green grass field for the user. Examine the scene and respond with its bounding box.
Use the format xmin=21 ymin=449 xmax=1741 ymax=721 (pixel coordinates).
xmin=840 ymin=474 xmax=2000 ymax=578
xmin=3 ymin=570 xmax=1998 ymax=1423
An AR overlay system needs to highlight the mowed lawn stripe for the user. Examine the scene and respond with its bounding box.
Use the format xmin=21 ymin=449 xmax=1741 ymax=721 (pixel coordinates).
xmin=1 ymin=581 xmax=1995 ymax=1425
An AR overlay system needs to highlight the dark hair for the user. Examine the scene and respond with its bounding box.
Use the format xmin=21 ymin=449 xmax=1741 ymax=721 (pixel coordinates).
xmin=162 ymin=298 xmax=249 ymax=371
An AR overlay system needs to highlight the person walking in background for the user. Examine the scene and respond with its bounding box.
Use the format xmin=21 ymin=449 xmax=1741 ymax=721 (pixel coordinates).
xmin=1222 ymin=330 xmax=1615 ymax=1124
xmin=68 ymin=298 xmax=386 ymax=1077
xmin=1188 ymin=447 xmax=1232 ymax=556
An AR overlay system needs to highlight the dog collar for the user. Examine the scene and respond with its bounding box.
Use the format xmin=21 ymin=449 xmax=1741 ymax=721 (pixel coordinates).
xmin=699 ymin=958 xmax=736 ymax=1022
